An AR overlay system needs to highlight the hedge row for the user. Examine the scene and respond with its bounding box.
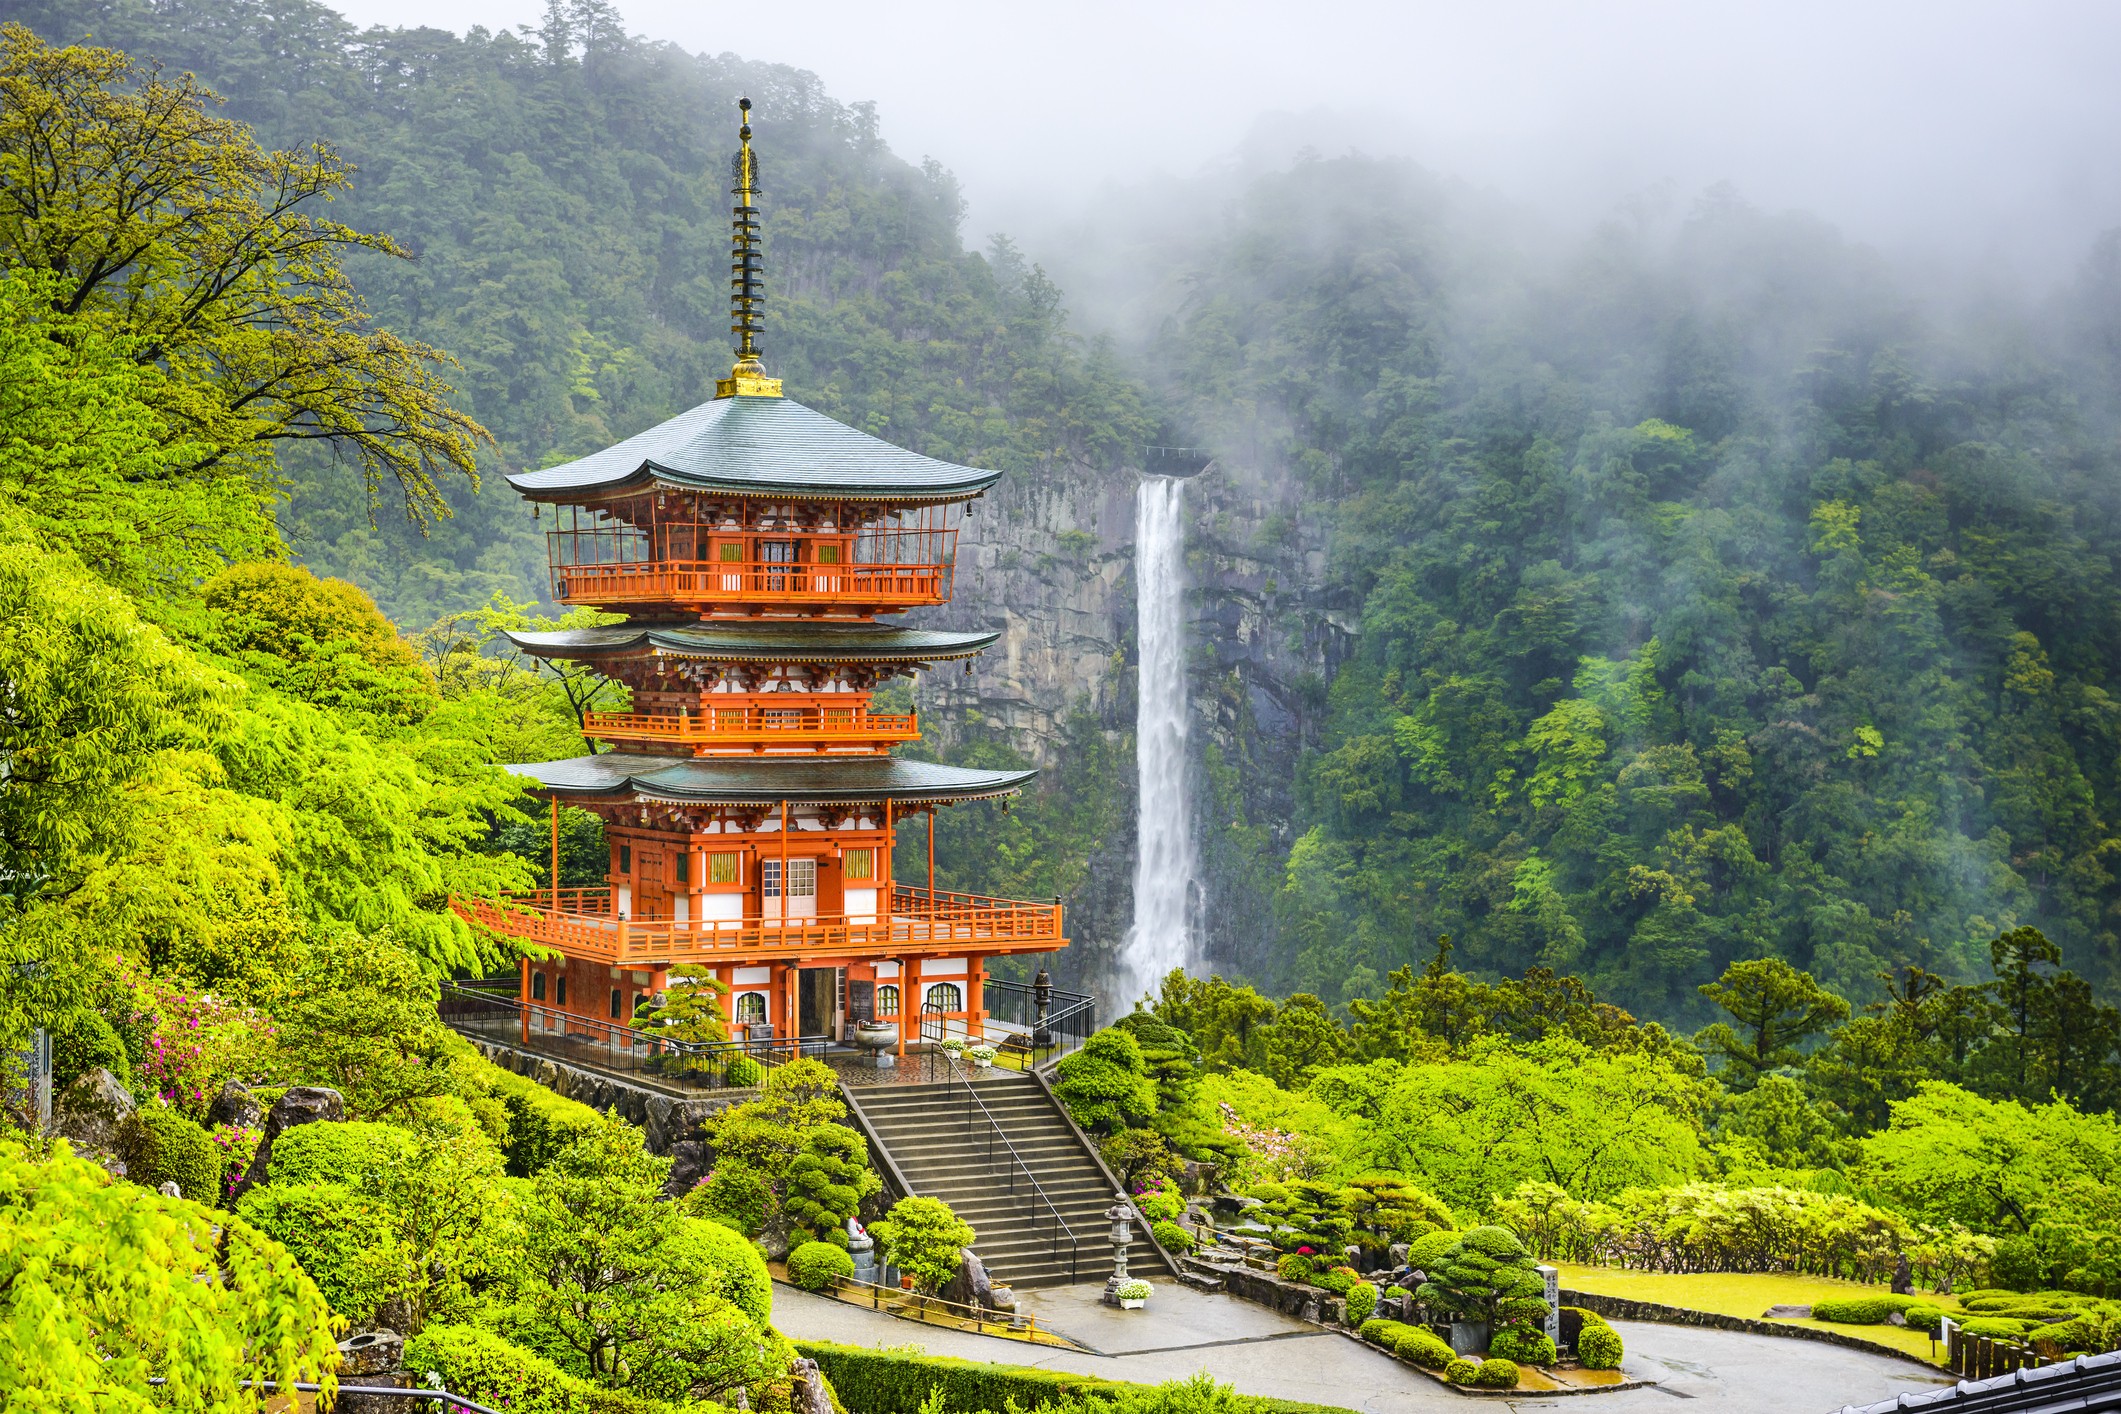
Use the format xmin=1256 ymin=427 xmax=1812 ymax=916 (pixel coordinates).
xmin=792 ymin=1342 xmax=1354 ymax=1414
xmin=484 ymin=1066 xmax=607 ymax=1176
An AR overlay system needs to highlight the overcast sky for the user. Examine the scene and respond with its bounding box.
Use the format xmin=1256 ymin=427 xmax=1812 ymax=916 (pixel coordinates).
xmin=328 ymin=0 xmax=2121 ymax=285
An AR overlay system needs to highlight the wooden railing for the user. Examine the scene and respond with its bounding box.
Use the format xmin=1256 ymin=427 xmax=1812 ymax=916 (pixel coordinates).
xmin=451 ymin=884 xmax=1064 ymax=966
xmin=550 ymin=558 xmax=951 ymax=609
xmin=583 ymin=705 xmax=918 ymax=753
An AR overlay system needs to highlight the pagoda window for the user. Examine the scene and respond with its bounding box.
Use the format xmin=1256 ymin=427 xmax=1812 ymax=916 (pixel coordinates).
xmin=619 ymin=844 xmax=632 ymax=874
xmin=925 ymin=982 xmax=963 ymax=1012
xmin=707 ymin=852 xmax=741 ymax=884
xmin=761 ymin=859 xmax=817 ymax=899
xmin=735 ymin=991 xmax=768 ymax=1024
xmin=610 ymin=988 xmax=623 ymax=1020
xmin=556 ymin=976 xmax=568 ymax=1007
xmin=675 ymin=853 xmax=689 ymax=884
xmin=843 ymin=848 xmax=874 ymax=880
xmin=718 ymin=542 xmax=743 ymax=562
xmin=815 ymin=543 xmax=840 ymax=564
xmin=531 ymin=972 xmax=547 ymax=1002
xmin=876 ymin=984 xmax=899 ymax=1018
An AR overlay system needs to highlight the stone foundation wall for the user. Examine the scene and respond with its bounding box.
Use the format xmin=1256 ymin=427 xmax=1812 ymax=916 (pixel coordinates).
xmin=470 ymin=1040 xmax=740 ymax=1154
xmin=1185 ymin=1258 xmax=1344 ymax=1327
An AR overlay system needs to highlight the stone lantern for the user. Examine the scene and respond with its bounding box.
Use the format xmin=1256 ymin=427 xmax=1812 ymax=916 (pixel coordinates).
xmin=1101 ymin=1194 xmax=1136 ymax=1306
xmin=1032 ymin=966 xmax=1054 ymax=1047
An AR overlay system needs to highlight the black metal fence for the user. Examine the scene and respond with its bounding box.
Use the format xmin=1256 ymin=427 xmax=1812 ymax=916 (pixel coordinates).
xmin=982 ymin=978 xmax=1095 ymax=1069
xmin=438 ymin=982 xmax=826 ymax=1093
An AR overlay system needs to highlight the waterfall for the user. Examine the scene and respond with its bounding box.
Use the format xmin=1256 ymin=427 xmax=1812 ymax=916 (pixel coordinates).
xmin=1119 ymin=475 xmax=1197 ymax=1007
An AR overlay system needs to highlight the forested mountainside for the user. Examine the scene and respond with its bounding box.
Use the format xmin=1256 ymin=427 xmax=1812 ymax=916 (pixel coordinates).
xmin=1148 ymin=158 xmax=2121 ymax=1020
xmin=16 ymin=0 xmax=1155 ymax=982
xmin=23 ymin=0 xmax=2121 ymax=1023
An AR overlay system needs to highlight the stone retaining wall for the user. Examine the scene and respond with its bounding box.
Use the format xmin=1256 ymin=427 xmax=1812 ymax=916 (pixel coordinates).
xmin=1559 ymin=1289 xmax=1937 ymax=1369
xmin=1184 ymin=1258 xmax=1344 ymax=1326
xmin=471 ymin=1040 xmax=740 ymax=1154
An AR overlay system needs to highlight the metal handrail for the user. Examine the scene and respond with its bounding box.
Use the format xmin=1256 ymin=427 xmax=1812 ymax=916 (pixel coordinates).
xmin=930 ymin=1004 xmax=1079 ymax=1285
xmin=827 ymin=1272 xmax=1082 ymax=1347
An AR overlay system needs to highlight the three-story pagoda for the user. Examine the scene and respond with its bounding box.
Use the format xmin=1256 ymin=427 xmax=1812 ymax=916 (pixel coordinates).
xmin=455 ymin=100 xmax=1065 ymax=1052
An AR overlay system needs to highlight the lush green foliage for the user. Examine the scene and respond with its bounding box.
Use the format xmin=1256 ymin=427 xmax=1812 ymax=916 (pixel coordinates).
xmin=872 ymin=1195 xmax=976 ymax=1294
xmin=0 ymin=1139 xmax=339 ymax=1410
xmin=1054 ymin=1027 xmax=1159 ymax=1135
xmin=793 ymin=1343 xmax=1353 ymax=1414
xmin=1577 ymin=1320 xmax=1625 ymax=1369
xmin=404 ymin=1324 xmax=701 ymax=1414
xmin=114 ymin=1102 xmax=222 ymax=1203
xmin=1490 ymin=1325 xmax=1556 ymax=1365
xmin=785 ymin=1240 xmax=855 ymax=1292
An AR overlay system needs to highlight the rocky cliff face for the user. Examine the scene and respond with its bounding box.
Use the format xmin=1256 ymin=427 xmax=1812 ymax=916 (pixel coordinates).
xmin=910 ymin=452 xmax=1343 ymax=994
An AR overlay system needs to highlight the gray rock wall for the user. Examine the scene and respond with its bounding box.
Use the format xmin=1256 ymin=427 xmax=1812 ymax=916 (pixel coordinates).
xmin=471 ymin=1040 xmax=739 ymax=1154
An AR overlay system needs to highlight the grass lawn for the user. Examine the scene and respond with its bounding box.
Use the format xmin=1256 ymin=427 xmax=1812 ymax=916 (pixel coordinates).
xmin=1554 ymin=1264 xmax=1961 ymax=1367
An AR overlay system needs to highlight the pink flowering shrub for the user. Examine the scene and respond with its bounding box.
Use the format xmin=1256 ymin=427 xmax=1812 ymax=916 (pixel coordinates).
xmin=210 ymin=1123 xmax=263 ymax=1202
xmin=120 ymin=956 xmax=274 ymax=1118
xmin=1218 ymin=1101 xmax=1327 ymax=1182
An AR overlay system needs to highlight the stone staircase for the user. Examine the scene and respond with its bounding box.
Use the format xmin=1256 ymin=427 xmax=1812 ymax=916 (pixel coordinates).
xmin=847 ymin=1075 xmax=1170 ymax=1290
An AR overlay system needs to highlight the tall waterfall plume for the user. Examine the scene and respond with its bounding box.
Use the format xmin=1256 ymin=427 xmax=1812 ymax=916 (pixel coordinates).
xmin=1119 ymin=475 xmax=1198 ymax=1007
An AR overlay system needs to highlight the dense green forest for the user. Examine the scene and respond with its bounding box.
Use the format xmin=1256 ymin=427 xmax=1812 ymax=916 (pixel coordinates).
xmin=1154 ymin=160 xmax=2121 ymax=1019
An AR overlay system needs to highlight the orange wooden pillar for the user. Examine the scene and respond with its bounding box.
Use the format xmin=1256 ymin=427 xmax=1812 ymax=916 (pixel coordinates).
xmin=895 ymin=956 xmax=912 ymax=1057
xmin=968 ymin=956 xmax=985 ymax=1043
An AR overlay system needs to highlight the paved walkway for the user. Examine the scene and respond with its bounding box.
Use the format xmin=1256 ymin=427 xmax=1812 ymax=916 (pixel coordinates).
xmin=770 ymin=1283 xmax=1952 ymax=1414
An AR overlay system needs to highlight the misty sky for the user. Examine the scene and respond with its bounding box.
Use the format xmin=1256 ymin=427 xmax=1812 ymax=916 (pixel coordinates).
xmin=328 ymin=0 xmax=2121 ymax=284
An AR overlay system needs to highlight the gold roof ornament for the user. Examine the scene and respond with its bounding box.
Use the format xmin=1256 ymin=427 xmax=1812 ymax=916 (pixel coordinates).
xmin=716 ymin=96 xmax=783 ymax=399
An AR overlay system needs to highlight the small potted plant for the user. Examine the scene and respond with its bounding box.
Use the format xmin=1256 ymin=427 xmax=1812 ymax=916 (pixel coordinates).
xmin=1116 ymin=1278 xmax=1152 ymax=1310
xmin=967 ymin=1043 xmax=997 ymax=1070
xmin=939 ymin=1036 xmax=966 ymax=1058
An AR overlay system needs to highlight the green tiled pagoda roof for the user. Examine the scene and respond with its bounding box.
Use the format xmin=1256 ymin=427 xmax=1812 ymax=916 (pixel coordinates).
xmin=507 ymin=395 xmax=1002 ymax=502
xmin=507 ymin=754 xmax=1035 ymax=806
xmin=507 ymin=622 xmax=998 ymax=664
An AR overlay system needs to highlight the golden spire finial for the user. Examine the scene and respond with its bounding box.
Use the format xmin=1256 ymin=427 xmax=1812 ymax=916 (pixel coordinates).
xmin=718 ymin=95 xmax=782 ymax=398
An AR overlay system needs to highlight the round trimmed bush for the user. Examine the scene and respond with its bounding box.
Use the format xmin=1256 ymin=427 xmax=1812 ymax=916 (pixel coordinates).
xmin=1475 ymin=1358 xmax=1521 ymax=1388
xmin=117 ymin=1104 xmax=223 ymax=1206
xmin=1460 ymin=1225 xmax=1528 ymax=1260
xmin=1959 ymin=1317 xmax=2036 ymax=1339
xmin=676 ymin=1214 xmax=773 ymax=1326
xmin=1385 ymin=1284 xmax=1411 ymax=1299
xmin=787 ymin=1240 xmax=856 ymax=1291
xmin=1359 ymin=1317 xmax=1395 ymax=1343
xmin=1445 ymin=1358 xmax=1480 ymax=1385
xmin=1902 ymin=1303 xmax=1948 ymax=1336
xmin=1578 ymin=1321 xmax=1624 ymax=1370
xmin=1345 ymin=1281 xmax=1378 ymax=1323
xmin=1277 ymin=1253 xmax=1313 ymax=1283
xmin=1152 ymin=1220 xmax=1196 ymax=1254
xmin=1406 ymin=1229 xmax=1461 ymax=1272
xmin=723 ymin=1055 xmax=765 ymax=1088
xmin=1491 ymin=1325 xmax=1557 ymax=1365
xmin=1396 ymin=1328 xmax=1457 ymax=1371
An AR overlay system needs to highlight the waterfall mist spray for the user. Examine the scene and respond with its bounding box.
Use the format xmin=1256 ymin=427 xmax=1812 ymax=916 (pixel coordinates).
xmin=1118 ymin=475 xmax=1197 ymax=1008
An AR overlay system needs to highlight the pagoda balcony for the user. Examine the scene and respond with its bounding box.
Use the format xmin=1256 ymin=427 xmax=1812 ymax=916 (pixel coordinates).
xmin=550 ymin=557 xmax=953 ymax=613
xmin=451 ymin=884 xmax=1065 ymax=968
xmin=582 ymin=705 xmax=919 ymax=755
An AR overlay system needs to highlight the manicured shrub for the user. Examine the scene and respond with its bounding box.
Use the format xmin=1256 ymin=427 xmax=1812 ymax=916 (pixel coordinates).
xmin=1406 ymin=1229 xmax=1461 ymax=1272
xmin=116 ymin=1104 xmax=222 ymax=1206
xmin=1577 ymin=1321 xmax=1624 ymax=1370
xmin=1460 ymin=1225 xmax=1528 ymax=1260
xmin=405 ymin=1324 xmax=676 ymax=1413
xmin=265 ymin=1121 xmax=414 ymax=1189
xmin=787 ymin=1240 xmax=856 ymax=1292
xmin=793 ymin=1340 xmax=1345 ymax=1414
xmin=1902 ymin=1303 xmax=1948 ymax=1336
xmin=1345 ymin=1281 xmax=1378 ymax=1323
xmin=1475 ymin=1358 xmax=1521 ymax=1389
xmin=1958 ymin=1316 xmax=2036 ymax=1339
xmin=872 ymin=1195 xmax=975 ymax=1293
xmin=1490 ymin=1325 xmax=1556 ymax=1365
xmin=1052 ymin=1028 xmax=1156 ymax=1135
xmin=1384 ymin=1284 xmax=1411 ymax=1299
xmin=1394 ymin=1328 xmax=1457 ymax=1371
xmin=1358 ymin=1318 xmax=1395 ymax=1343
xmin=723 ymin=1055 xmax=765 ymax=1088
xmin=1444 ymin=1358 xmax=1480 ymax=1385
xmin=236 ymin=1181 xmax=398 ymax=1326
xmin=1811 ymin=1294 xmax=1917 ymax=1325
xmin=673 ymin=1215 xmax=773 ymax=1327
xmin=684 ymin=1162 xmax=771 ymax=1237
xmin=1312 ymin=1267 xmax=1355 ymax=1296
xmin=783 ymin=1126 xmax=880 ymax=1247
xmin=1152 ymin=1220 xmax=1196 ymax=1254
xmin=1277 ymin=1253 xmax=1314 ymax=1283
xmin=484 ymin=1067 xmax=604 ymax=1176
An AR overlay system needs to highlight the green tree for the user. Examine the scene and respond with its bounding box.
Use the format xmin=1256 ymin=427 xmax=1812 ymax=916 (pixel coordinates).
xmin=1 ymin=1139 xmax=339 ymax=1409
xmin=1052 ymin=1027 xmax=1157 ymax=1135
xmin=871 ymin=1195 xmax=975 ymax=1295
xmin=780 ymin=1126 xmax=880 ymax=1249
xmin=1695 ymin=959 xmax=1850 ymax=1089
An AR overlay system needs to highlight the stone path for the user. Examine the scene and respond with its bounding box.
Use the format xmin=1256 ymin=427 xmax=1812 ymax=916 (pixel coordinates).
xmin=770 ymin=1283 xmax=1953 ymax=1414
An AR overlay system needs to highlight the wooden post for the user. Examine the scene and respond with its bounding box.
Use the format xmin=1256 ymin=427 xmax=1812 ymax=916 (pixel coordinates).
xmin=969 ymin=956 xmax=985 ymax=1043
xmin=779 ymin=799 xmax=790 ymax=930
xmin=550 ymin=797 xmax=560 ymax=910
xmin=882 ymin=797 xmax=893 ymax=922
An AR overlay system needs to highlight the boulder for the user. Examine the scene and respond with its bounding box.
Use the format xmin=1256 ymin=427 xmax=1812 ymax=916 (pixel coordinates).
xmin=157 ymin=1181 xmax=182 ymax=1199
xmin=661 ymin=1140 xmax=711 ymax=1199
xmin=788 ymin=1356 xmax=833 ymax=1414
xmin=54 ymin=1068 xmax=134 ymax=1151
xmin=1388 ymin=1243 xmax=1410 ymax=1267
xmin=1891 ymin=1253 xmax=1914 ymax=1296
xmin=1179 ymin=1159 xmax=1221 ymax=1195
xmin=1762 ymin=1304 xmax=1813 ymax=1319
xmin=232 ymin=1085 xmax=345 ymax=1199
xmin=1886 ymin=1311 xmax=1908 ymax=1327
xmin=334 ymin=1330 xmax=406 ymax=1414
xmin=208 ymin=1080 xmax=263 ymax=1131
xmin=1342 ymin=1245 xmax=1365 ymax=1270
xmin=943 ymin=1247 xmax=995 ymax=1312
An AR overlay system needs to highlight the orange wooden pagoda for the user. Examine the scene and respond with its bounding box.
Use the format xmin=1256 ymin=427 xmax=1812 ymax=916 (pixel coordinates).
xmin=453 ymin=100 xmax=1065 ymax=1052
